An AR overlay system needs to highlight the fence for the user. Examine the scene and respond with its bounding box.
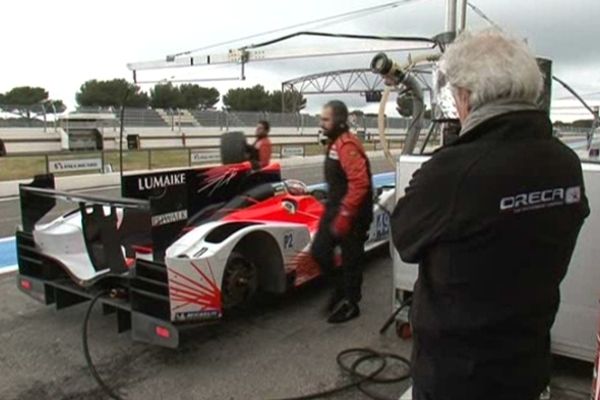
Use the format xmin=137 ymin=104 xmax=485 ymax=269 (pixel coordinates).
xmin=0 ymin=139 xmax=408 ymax=182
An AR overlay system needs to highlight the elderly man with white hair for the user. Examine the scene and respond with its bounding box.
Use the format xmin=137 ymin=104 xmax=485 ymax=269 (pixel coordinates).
xmin=391 ymin=30 xmax=590 ymax=400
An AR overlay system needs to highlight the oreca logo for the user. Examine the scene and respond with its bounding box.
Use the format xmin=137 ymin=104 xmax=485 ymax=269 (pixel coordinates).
xmin=500 ymin=186 xmax=581 ymax=211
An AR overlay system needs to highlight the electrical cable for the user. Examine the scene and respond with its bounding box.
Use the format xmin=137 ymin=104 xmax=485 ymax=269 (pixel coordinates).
xmin=82 ymin=292 xmax=413 ymax=400
xmin=271 ymin=299 xmax=413 ymax=400
xmin=466 ymin=2 xmax=503 ymax=31
xmin=270 ymin=348 xmax=411 ymax=400
xmin=169 ymin=0 xmax=424 ymax=58
xmin=242 ymin=31 xmax=437 ymax=51
xmin=82 ymin=291 xmax=125 ymax=400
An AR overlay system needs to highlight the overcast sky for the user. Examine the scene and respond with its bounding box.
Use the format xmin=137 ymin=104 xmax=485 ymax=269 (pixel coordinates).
xmin=2 ymin=0 xmax=599 ymax=120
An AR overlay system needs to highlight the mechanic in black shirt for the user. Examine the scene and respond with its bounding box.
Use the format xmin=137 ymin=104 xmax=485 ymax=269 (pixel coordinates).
xmin=312 ymin=100 xmax=373 ymax=323
xmin=391 ymin=30 xmax=590 ymax=400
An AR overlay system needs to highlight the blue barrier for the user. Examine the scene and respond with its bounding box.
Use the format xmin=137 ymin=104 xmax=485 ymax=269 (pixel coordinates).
xmin=0 ymin=237 xmax=17 ymax=272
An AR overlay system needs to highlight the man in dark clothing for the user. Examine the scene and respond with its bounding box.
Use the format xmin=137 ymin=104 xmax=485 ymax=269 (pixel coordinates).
xmin=391 ymin=31 xmax=590 ymax=400
xmin=311 ymin=100 xmax=373 ymax=323
xmin=247 ymin=120 xmax=272 ymax=169
xmin=253 ymin=120 xmax=272 ymax=168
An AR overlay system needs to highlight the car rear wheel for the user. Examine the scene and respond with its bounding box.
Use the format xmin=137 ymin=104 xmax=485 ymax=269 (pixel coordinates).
xmin=221 ymin=251 xmax=258 ymax=309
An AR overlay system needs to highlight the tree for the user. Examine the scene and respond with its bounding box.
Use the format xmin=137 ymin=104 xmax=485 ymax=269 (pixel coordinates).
xmin=179 ymin=84 xmax=220 ymax=109
xmin=269 ymin=90 xmax=307 ymax=112
xmin=149 ymin=83 xmax=182 ymax=109
xmin=48 ymin=100 xmax=67 ymax=114
xmin=0 ymin=86 xmax=65 ymax=120
xmin=223 ymin=85 xmax=272 ymax=112
xmin=573 ymin=119 xmax=593 ymax=129
xmin=76 ymin=79 xmax=149 ymax=108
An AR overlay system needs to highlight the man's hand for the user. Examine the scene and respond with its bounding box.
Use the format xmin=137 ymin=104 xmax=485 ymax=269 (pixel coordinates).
xmin=332 ymin=208 xmax=353 ymax=238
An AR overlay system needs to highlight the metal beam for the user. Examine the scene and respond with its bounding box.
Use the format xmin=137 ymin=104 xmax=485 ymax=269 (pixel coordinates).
xmin=282 ymin=68 xmax=431 ymax=97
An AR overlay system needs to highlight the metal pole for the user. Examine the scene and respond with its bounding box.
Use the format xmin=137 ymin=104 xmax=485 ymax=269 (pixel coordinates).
xmin=446 ymin=0 xmax=458 ymax=33
xmin=178 ymin=109 xmax=182 ymax=133
xmin=281 ymin=83 xmax=285 ymax=113
xmin=41 ymin=103 xmax=47 ymax=133
xmin=49 ymin=101 xmax=58 ymax=132
xmin=119 ymin=104 xmax=126 ymax=178
xmin=458 ymin=0 xmax=467 ymax=33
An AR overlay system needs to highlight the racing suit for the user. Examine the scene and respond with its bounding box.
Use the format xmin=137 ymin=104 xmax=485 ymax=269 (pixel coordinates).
xmin=391 ymin=110 xmax=590 ymax=400
xmin=311 ymin=131 xmax=373 ymax=303
xmin=250 ymin=137 xmax=272 ymax=169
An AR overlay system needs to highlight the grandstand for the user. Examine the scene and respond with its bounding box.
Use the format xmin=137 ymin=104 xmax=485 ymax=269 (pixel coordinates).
xmin=0 ymin=106 xmax=420 ymax=130
xmin=123 ymin=108 xmax=167 ymax=127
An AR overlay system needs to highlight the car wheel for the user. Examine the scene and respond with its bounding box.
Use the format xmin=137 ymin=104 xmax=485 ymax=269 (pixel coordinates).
xmin=221 ymin=251 xmax=258 ymax=309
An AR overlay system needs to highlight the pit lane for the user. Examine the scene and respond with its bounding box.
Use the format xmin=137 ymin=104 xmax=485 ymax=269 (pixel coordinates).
xmin=0 ymin=157 xmax=591 ymax=400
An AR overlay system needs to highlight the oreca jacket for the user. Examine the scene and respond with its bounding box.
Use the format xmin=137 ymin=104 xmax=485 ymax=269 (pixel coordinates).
xmin=392 ymin=110 xmax=589 ymax=398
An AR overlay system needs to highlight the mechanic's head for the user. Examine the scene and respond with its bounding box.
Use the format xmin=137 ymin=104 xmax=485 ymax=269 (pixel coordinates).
xmin=439 ymin=30 xmax=543 ymax=123
xmin=320 ymin=100 xmax=349 ymax=138
xmin=255 ymin=120 xmax=270 ymax=138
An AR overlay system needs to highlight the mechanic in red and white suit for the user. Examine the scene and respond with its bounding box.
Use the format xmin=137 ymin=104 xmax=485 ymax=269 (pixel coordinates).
xmin=311 ymin=100 xmax=373 ymax=323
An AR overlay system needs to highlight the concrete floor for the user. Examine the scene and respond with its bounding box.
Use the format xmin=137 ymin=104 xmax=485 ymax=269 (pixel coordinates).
xmin=0 ymin=250 xmax=592 ymax=400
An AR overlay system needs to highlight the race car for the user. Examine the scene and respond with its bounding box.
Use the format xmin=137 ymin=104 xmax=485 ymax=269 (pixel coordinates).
xmin=15 ymin=161 xmax=395 ymax=347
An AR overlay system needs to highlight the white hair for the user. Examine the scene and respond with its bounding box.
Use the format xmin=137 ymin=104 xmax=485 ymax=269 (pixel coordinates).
xmin=440 ymin=30 xmax=544 ymax=109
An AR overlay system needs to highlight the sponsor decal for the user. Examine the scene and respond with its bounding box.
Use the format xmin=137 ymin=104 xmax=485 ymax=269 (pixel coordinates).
xmin=500 ymin=186 xmax=582 ymax=213
xmin=137 ymin=173 xmax=186 ymax=191
xmin=281 ymin=146 xmax=305 ymax=157
xmin=151 ymin=210 xmax=188 ymax=227
xmin=191 ymin=151 xmax=221 ymax=164
xmin=49 ymin=158 xmax=102 ymax=173
xmin=373 ymin=213 xmax=390 ymax=241
xmin=173 ymin=309 xmax=221 ymax=322
xmin=193 ymin=247 xmax=208 ymax=258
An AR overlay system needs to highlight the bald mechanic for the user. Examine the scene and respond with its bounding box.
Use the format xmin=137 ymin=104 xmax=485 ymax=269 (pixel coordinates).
xmin=312 ymin=100 xmax=373 ymax=323
xmin=392 ymin=31 xmax=589 ymax=400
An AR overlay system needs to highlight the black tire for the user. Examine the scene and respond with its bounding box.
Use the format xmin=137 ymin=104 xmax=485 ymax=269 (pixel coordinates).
xmin=220 ymin=131 xmax=249 ymax=165
xmin=221 ymin=251 xmax=258 ymax=310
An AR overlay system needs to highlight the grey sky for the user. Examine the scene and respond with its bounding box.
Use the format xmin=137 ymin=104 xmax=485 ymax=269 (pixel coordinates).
xmin=2 ymin=0 xmax=599 ymax=120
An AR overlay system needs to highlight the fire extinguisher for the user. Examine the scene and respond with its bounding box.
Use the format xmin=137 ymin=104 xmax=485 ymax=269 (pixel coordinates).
xmin=592 ymin=307 xmax=600 ymax=400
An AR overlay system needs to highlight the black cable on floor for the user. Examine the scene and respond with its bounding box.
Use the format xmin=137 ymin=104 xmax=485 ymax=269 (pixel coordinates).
xmin=82 ymin=291 xmax=124 ymax=400
xmin=82 ymin=295 xmax=412 ymax=400
xmin=270 ymin=348 xmax=411 ymax=400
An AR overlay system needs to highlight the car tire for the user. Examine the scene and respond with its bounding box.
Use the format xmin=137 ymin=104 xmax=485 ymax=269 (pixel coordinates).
xmin=221 ymin=131 xmax=249 ymax=165
xmin=221 ymin=251 xmax=258 ymax=310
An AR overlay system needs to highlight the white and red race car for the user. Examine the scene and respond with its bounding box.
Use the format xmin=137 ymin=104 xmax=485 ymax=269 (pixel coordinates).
xmin=16 ymin=162 xmax=394 ymax=347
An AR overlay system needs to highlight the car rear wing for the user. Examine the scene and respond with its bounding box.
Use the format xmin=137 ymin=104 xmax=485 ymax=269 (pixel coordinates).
xmin=19 ymin=174 xmax=189 ymax=271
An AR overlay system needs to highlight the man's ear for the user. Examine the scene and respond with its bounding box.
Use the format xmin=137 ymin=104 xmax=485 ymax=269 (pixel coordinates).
xmin=454 ymin=87 xmax=472 ymax=123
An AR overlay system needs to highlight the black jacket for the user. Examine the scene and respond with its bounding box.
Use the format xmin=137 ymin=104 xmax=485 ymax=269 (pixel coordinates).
xmin=391 ymin=110 xmax=589 ymax=386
